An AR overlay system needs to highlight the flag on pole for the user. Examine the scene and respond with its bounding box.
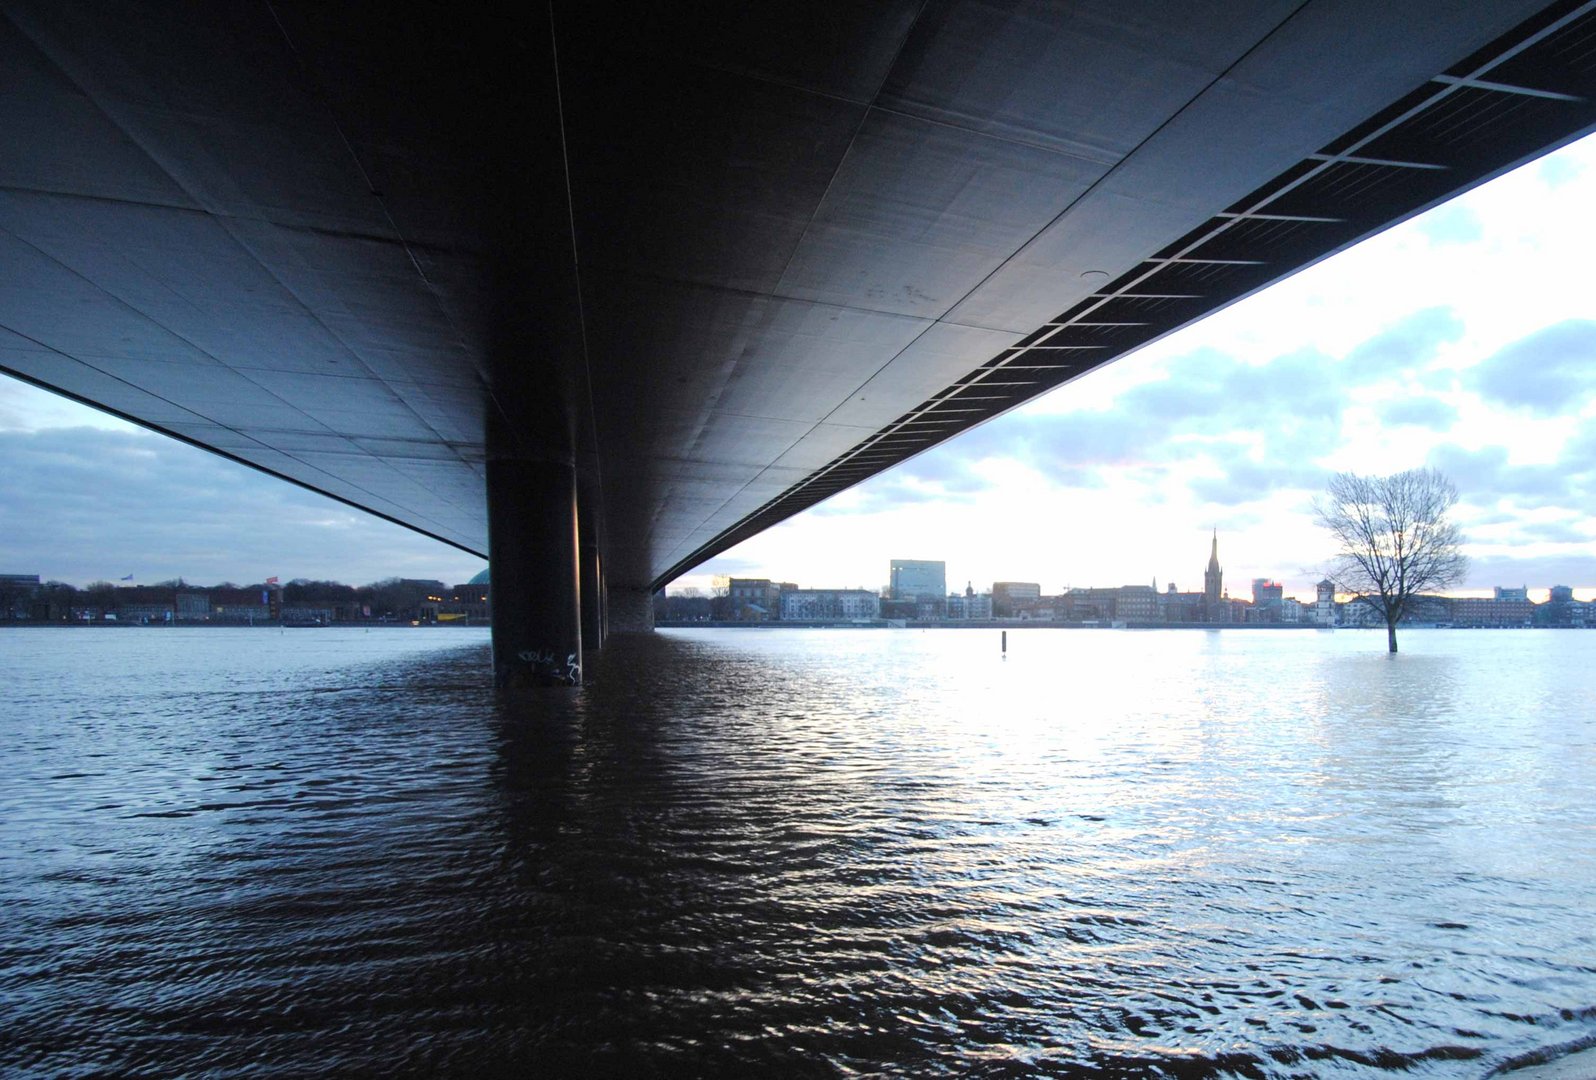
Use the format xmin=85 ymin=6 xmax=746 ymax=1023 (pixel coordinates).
xmin=265 ymin=576 xmax=279 ymax=586
xmin=119 ymin=574 xmax=134 ymax=581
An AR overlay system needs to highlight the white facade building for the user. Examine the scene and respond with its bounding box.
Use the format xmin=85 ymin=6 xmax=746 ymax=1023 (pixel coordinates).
xmin=946 ymin=592 xmax=993 ymax=620
xmin=780 ymin=589 xmax=880 ymax=621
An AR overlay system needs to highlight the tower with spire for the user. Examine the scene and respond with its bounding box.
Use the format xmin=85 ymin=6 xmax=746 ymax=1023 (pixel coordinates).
xmin=1203 ymin=530 xmax=1223 ymax=614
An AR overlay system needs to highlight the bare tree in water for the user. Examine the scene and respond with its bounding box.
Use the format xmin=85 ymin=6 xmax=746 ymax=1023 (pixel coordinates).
xmin=1315 ymin=468 xmax=1468 ymax=653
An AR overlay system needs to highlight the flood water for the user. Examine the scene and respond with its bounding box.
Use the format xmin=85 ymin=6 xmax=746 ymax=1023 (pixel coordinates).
xmin=2 ymin=626 xmax=1593 ymax=1078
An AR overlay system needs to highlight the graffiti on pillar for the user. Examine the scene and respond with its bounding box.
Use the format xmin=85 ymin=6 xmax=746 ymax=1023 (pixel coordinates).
xmin=516 ymin=649 xmax=582 ymax=685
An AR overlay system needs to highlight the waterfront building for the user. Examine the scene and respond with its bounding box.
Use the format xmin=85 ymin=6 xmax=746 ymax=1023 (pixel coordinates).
xmin=890 ymin=560 xmax=945 ymax=620
xmin=212 ymin=604 xmax=272 ymax=624
xmin=1251 ymin=578 xmax=1284 ymax=621
xmin=728 ymin=578 xmax=786 ymax=622
xmin=1495 ymin=585 xmax=1529 ymax=602
xmin=890 ymin=561 xmax=945 ymax=602
xmin=1407 ymin=593 xmax=1455 ymax=624
xmin=281 ymin=606 xmax=337 ymax=625
xmin=456 ymin=569 xmax=491 ymax=606
xmin=945 ymin=584 xmax=993 ymax=621
xmin=176 ymin=591 xmax=210 ymax=621
xmin=1315 ymin=579 xmax=1336 ymax=626
xmin=0 ymin=573 xmax=41 ymax=619
xmin=780 ymin=589 xmax=879 ymax=622
xmin=119 ymin=603 xmax=174 ymax=624
xmin=420 ymin=588 xmax=488 ymax=623
xmin=1538 ymin=586 xmax=1589 ymax=628
xmin=450 ymin=580 xmax=491 ymax=616
xmin=1114 ymin=585 xmax=1158 ymax=623
xmin=1454 ymin=594 xmax=1534 ymax=628
xmin=1062 ymin=587 xmax=1120 ymax=621
xmin=204 ymin=586 xmax=269 ymax=624
xmin=1159 ymin=582 xmax=1206 ymax=623
xmin=1338 ymin=597 xmax=1378 ymax=627
xmin=992 ymin=581 xmax=1041 ymax=617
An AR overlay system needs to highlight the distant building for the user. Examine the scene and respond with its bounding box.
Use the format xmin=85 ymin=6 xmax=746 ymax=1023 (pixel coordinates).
xmin=1251 ymin=578 xmax=1284 ymax=621
xmin=1315 ymin=579 xmax=1336 ymax=626
xmin=946 ymin=583 xmax=992 ymax=620
xmin=1454 ymin=594 xmax=1533 ymax=628
xmin=1406 ymin=593 xmax=1454 ymax=624
xmin=1339 ymin=596 xmax=1381 ymax=627
xmin=1203 ymin=532 xmax=1223 ymax=617
xmin=728 ymin=578 xmax=787 ymax=622
xmin=1494 ymin=585 xmax=1529 ymax=601
xmin=1159 ymin=582 xmax=1206 ymax=623
xmin=175 ymin=591 xmax=210 ymax=621
xmin=1216 ymin=596 xmax=1248 ymax=624
xmin=1537 ymin=585 xmax=1588 ymax=628
xmin=0 ymin=573 xmax=41 ymax=619
xmin=452 ymin=580 xmax=491 ymax=608
xmin=119 ymin=603 xmax=174 ymax=624
xmin=281 ymin=606 xmax=336 ymax=625
xmin=1114 ymin=585 xmax=1157 ymax=622
xmin=420 ymin=582 xmax=489 ymax=623
xmin=780 ymin=589 xmax=879 ymax=622
xmin=992 ymin=581 xmax=1041 ymax=617
xmin=210 ymin=586 xmax=271 ymax=624
xmin=889 ymin=560 xmax=945 ymax=619
xmin=890 ymin=560 xmax=945 ymax=601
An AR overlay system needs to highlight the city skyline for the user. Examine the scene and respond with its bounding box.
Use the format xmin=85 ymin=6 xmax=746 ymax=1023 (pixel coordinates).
xmin=4 ymin=136 xmax=1595 ymax=597
xmin=673 ymin=538 xmax=1594 ymax=607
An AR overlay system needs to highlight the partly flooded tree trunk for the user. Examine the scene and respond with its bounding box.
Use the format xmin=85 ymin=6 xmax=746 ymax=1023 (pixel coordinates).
xmin=1386 ymin=618 xmax=1399 ymax=653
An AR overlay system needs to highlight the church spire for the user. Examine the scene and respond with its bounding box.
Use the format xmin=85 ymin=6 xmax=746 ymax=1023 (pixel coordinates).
xmin=1204 ymin=530 xmax=1223 ymax=608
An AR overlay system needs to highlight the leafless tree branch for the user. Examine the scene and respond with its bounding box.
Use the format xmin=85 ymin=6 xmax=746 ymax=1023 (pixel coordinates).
xmin=1314 ymin=467 xmax=1467 ymax=652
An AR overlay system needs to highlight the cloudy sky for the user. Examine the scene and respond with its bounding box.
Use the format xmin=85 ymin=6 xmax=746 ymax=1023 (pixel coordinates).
xmin=4 ymin=136 xmax=1595 ymax=599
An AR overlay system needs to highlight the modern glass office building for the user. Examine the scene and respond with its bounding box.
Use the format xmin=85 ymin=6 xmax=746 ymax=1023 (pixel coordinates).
xmin=889 ymin=560 xmax=946 ymax=602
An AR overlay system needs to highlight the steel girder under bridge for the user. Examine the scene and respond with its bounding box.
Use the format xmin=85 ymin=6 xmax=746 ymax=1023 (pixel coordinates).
xmin=4 ymin=1 xmax=1596 ymax=683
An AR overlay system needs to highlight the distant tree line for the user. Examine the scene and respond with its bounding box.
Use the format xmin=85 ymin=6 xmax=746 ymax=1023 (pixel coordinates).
xmin=1 ymin=576 xmax=459 ymax=622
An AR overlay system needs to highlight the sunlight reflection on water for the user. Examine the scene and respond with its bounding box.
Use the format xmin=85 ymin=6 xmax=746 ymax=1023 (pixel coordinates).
xmin=2 ymin=626 xmax=1593 ymax=1077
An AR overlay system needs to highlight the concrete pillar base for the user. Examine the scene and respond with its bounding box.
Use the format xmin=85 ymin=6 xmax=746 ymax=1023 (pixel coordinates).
xmin=487 ymin=458 xmax=582 ymax=687
xmin=580 ymin=543 xmax=603 ymax=653
xmin=608 ymin=587 xmax=655 ymax=633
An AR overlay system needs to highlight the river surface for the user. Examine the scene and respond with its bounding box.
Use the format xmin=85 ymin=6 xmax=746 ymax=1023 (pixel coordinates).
xmin=2 ymin=626 xmax=1593 ymax=1078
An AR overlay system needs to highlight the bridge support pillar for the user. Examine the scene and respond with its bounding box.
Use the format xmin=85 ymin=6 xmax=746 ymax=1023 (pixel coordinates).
xmin=579 ymin=519 xmax=603 ymax=654
xmin=487 ymin=457 xmax=582 ymax=687
xmin=608 ymin=587 xmax=655 ymax=634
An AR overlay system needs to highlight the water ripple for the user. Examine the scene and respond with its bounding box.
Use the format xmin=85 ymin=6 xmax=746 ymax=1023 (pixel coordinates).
xmin=1 ymin=626 xmax=1594 ymax=1077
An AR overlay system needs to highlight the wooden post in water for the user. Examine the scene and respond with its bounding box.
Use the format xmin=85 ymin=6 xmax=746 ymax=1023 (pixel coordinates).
xmin=1001 ymin=630 xmax=1007 ymax=657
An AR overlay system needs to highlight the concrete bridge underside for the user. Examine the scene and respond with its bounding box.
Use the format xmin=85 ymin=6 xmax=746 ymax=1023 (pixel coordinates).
xmin=4 ymin=1 xmax=1596 ymax=683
